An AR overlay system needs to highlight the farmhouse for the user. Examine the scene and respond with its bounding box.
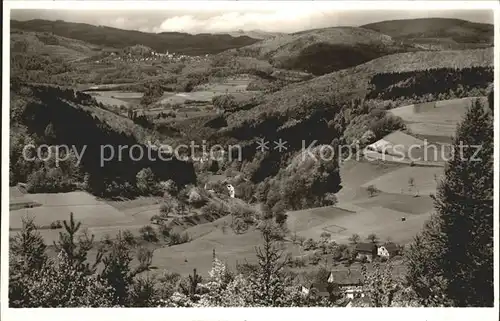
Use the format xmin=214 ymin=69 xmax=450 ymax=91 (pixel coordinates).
xmin=327 ymin=270 xmax=364 ymax=299
xmin=355 ymin=243 xmax=378 ymax=262
xmin=300 ymin=269 xmax=365 ymax=300
xmin=377 ymin=242 xmax=400 ymax=258
xmin=302 ymin=282 xmax=331 ymax=299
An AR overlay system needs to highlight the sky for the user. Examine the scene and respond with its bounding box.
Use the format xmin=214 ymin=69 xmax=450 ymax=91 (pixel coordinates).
xmin=10 ymin=7 xmax=494 ymax=34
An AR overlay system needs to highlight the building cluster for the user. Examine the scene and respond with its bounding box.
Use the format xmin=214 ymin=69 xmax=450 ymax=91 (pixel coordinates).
xmin=93 ymin=50 xmax=210 ymax=64
xmin=299 ymin=242 xmax=401 ymax=305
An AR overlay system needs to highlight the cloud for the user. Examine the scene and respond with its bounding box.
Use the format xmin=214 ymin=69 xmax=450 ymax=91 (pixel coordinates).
xmin=11 ymin=8 xmax=493 ymax=34
xmin=155 ymin=8 xmax=328 ymax=33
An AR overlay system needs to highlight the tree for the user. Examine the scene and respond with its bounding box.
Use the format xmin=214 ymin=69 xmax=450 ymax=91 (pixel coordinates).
xmin=407 ymin=177 xmax=415 ymax=193
xmin=366 ymin=185 xmax=378 ymax=197
xmin=44 ymin=122 xmax=56 ymax=141
xmin=139 ymin=225 xmax=158 ymax=242
xmin=348 ymin=233 xmax=360 ymax=245
xmin=212 ymin=94 xmax=236 ymax=112
xmin=179 ymin=268 xmax=203 ymax=302
xmin=366 ymin=233 xmax=379 ymax=244
xmin=136 ymin=168 xmax=158 ymax=195
xmin=247 ymin=222 xmax=292 ymax=306
xmin=405 ymin=97 xmax=493 ymax=307
xmin=319 ymin=231 xmax=331 ymax=254
xmin=9 ymin=213 xmax=155 ymax=307
xmin=122 ymin=230 xmax=136 ymax=246
xmin=100 ymin=233 xmax=134 ymax=306
xmin=273 ymin=201 xmax=287 ymax=226
xmin=53 ymin=212 xmax=102 ymax=274
xmin=357 ymin=263 xmax=418 ymax=307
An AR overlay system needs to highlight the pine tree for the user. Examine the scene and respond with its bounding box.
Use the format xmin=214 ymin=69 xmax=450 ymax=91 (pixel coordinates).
xmin=100 ymin=232 xmax=134 ymax=306
xmin=53 ymin=212 xmax=102 ymax=274
xmin=248 ymin=221 xmax=291 ymax=306
xmin=9 ymin=217 xmax=48 ymax=306
xmin=405 ymin=96 xmax=493 ymax=306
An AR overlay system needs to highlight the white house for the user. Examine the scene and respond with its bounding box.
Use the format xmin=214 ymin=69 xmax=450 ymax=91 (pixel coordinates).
xmin=226 ymin=184 xmax=235 ymax=198
xmin=377 ymin=242 xmax=400 ymax=258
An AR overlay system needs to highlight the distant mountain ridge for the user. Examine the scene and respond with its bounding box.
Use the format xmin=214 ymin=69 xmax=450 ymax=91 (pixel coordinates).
xmin=362 ymin=18 xmax=493 ymax=44
xmin=218 ymin=29 xmax=286 ymax=40
xmin=235 ymin=26 xmax=411 ymax=75
xmin=10 ymin=19 xmax=260 ymax=55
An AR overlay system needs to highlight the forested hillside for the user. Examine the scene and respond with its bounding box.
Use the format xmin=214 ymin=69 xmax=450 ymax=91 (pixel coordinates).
xmin=11 ymin=19 xmax=260 ymax=55
xmin=10 ymin=83 xmax=196 ymax=196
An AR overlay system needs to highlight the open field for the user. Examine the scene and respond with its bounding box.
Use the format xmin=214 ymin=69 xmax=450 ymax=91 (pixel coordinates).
xmin=284 ymin=160 xmax=437 ymax=250
xmin=9 ymin=191 xmax=158 ymax=244
xmin=88 ymin=90 xmax=143 ymax=107
xmin=287 ymin=204 xmax=431 ymax=245
xmin=195 ymin=77 xmax=252 ymax=93
xmin=389 ymin=97 xmax=487 ymax=143
xmin=151 ymin=227 xmax=304 ymax=277
xmin=335 ymin=159 xmax=406 ymax=203
xmin=158 ymin=91 xmax=217 ymax=104
xmin=361 ymin=166 xmax=443 ymax=196
xmin=354 ymin=193 xmax=434 ymax=215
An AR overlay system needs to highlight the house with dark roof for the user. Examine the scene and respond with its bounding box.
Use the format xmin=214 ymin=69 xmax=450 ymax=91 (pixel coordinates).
xmin=327 ymin=270 xmax=365 ymax=299
xmin=307 ymin=282 xmax=331 ymax=299
xmin=355 ymin=243 xmax=378 ymax=262
xmin=377 ymin=242 xmax=400 ymax=258
xmin=299 ymin=269 xmax=366 ymax=301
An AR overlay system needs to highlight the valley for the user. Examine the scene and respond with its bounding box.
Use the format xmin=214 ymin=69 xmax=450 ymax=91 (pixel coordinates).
xmin=7 ymin=12 xmax=495 ymax=308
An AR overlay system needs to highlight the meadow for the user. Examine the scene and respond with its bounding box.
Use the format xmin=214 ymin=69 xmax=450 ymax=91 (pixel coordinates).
xmin=9 ymin=189 xmax=159 ymax=244
xmin=388 ymin=97 xmax=487 ymax=143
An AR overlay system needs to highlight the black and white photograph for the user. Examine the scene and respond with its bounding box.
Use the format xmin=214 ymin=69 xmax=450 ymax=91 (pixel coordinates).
xmin=1 ymin=0 xmax=498 ymax=319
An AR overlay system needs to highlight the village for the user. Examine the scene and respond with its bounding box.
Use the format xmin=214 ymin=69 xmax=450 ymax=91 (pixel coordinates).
xmin=93 ymin=48 xmax=210 ymax=64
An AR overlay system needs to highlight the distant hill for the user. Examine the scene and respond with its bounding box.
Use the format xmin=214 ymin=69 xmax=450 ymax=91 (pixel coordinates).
xmin=11 ymin=29 xmax=102 ymax=62
xmin=10 ymin=19 xmax=260 ymax=55
xmin=227 ymin=48 xmax=494 ymax=129
xmin=220 ymin=29 xmax=286 ymax=40
xmin=362 ymin=18 xmax=493 ymax=48
xmin=236 ymin=26 xmax=411 ymax=75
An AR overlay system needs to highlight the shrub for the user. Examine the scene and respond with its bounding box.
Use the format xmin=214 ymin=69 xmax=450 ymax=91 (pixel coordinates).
xmin=232 ymin=218 xmax=248 ymax=234
xmin=231 ymin=203 xmax=257 ymax=225
xmin=288 ymin=257 xmax=306 ymax=268
xmin=159 ymin=203 xmax=173 ymax=217
xmin=102 ymin=233 xmax=113 ymax=246
xmin=309 ymin=251 xmax=322 ymax=265
xmin=136 ymin=168 xmax=161 ymax=195
xmin=158 ymin=224 xmax=171 ymax=239
xmin=366 ymin=185 xmax=379 ymax=197
xmin=201 ymin=200 xmax=230 ymax=218
xmin=187 ymin=187 xmax=207 ymax=208
xmin=122 ymin=230 xmax=136 ymax=246
xmin=150 ymin=215 xmax=162 ymax=224
xmin=170 ymin=231 xmax=190 ymax=245
xmin=50 ymin=220 xmax=63 ymax=229
xmin=303 ymin=238 xmax=318 ymax=251
xmin=332 ymin=247 xmax=343 ymax=261
xmin=139 ymin=225 xmax=158 ymax=243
